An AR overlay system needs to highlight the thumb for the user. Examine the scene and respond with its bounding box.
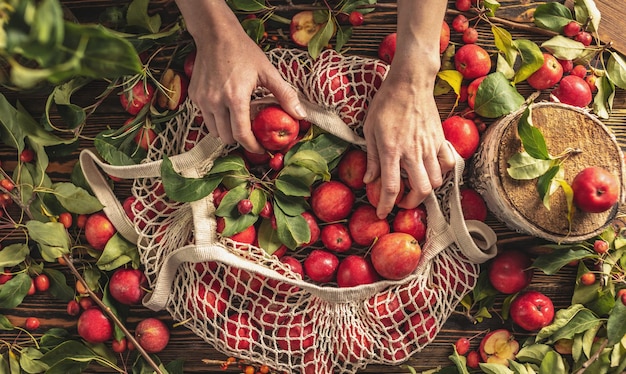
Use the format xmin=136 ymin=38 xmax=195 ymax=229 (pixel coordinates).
xmin=261 ymin=69 xmax=307 ymax=120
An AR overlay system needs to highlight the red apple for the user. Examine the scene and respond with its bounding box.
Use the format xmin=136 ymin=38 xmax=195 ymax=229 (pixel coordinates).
xmin=441 ymin=115 xmax=480 ymax=159
xmin=321 ymin=223 xmax=352 ymax=252
xmin=467 ymin=75 xmax=487 ymax=110
xmin=290 ymin=11 xmax=323 ymax=47
xmin=251 ymin=105 xmax=299 ymax=151
xmin=563 ymin=21 xmax=581 ymax=37
xmin=404 ymin=312 xmax=436 ymax=345
xmin=336 ymin=324 xmax=372 ymax=363
xmin=109 ymin=268 xmax=148 ymax=305
xmin=440 ymin=21 xmax=450 ymax=53
xmin=348 ymin=11 xmax=364 ymax=26
xmin=462 ymin=27 xmax=478 ymax=44
xmin=478 ymin=329 xmax=519 ymax=365
xmin=455 ymin=0 xmax=472 ymax=11
xmin=319 ymin=67 xmax=351 ymax=102
xmin=348 ymin=204 xmax=390 ymax=246
xmin=454 ymin=44 xmax=492 ymax=80
xmin=380 ymin=331 xmax=411 ymax=361
xmin=120 ymin=80 xmax=155 ymax=115
xmin=575 ymin=31 xmax=592 ymax=46
xmin=276 ymin=314 xmax=315 ymax=352
xmin=187 ymin=276 xmax=228 ymax=320
xmin=365 ymin=293 xmax=405 ymax=329
xmin=570 ymin=64 xmax=587 ymax=78
xmin=248 ymin=292 xmax=289 ymax=331
xmin=452 ymin=14 xmax=469 ymax=33
xmin=135 ymin=318 xmax=170 ymax=353
xmin=336 ymin=255 xmax=380 ymax=287
xmin=301 ymin=211 xmax=320 ymax=246
xmin=370 ymin=232 xmax=422 ymax=280
xmin=224 ymin=267 xmax=264 ymax=296
xmin=551 ymin=75 xmax=592 ymax=107
xmin=337 ymin=148 xmax=367 ymax=189
xmin=509 ymin=290 xmax=555 ymax=331
xmin=488 ymin=250 xmax=533 ymax=294
xmin=392 ymin=206 xmax=427 ymax=243
xmin=267 ymin=255 xmax=303 ymax=294
xmin=378 ymin=33 xmax=396 ymax=64
xmin=365 ymin=176 xmax=406 ymax=208
xmin=243 ymin=149 xmax=270 ymax=165
xmin=571 ymin=166 xmax=619 ymax=213
xmin=558 ymin=59 xmax=574 ymax=73
xmin=184 ymin=50 xmax=196 ymax=78
xmin=157 ymin=68 xmax=189 ymax=110
xmin=84 ymin=212 xmax=117 ymax=251
xmin=216 ymin=217 xmax=256 ymax=245
xmin=460 ymin=187 xmax=488 ymax=221
xmin=399 ymin=284 xmax=437 ymax=312
xmin=527 ymin=53 xmax=563 ymax=90
xmin=303 ymin=249 xmax=339 ymax=283
xmin=310 ymin=181 xmax=355 ymax=223
xmin=77 ymin=307 xmax=113 ymax=344
xmin=222 ymin=312 xmax=259 ymax=351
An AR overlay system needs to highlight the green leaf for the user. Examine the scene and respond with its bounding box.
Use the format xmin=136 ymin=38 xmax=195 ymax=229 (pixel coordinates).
xmin=44 ymin=78 xmax=90 ymax=131
xmin=574 ymin=0 xmax=601 ymax=32
xmin=275 ymin=174 xmax=313 ymax=197
xmin=274 ymin=190 xmax=308 ymax=216
xmin=308 ymin=11 xmax=334 ymax=59
xmin=533 ymin=3 xmax=574 ymax=32
xmin=335 ymin=25 xmax=353 ymax=52
xmin=517 ymin=106 xmax=551 ymax=160
xmin=516 ymin=344 xmax=553 ymax=365
xmin=474 ymin=72 xmax=525 ymax=118
xmin=43 ymin=268 xmax=74 ymax=302
xmin=285 ymin=149 xmax=330 ymax=181
xmin=448 ymin=347 xmax=471 ymax=374
xmin=208 ymin=155 xmax=248 ymax=175
xmin=26 ymin=221 xmax=70 ymax=262
xmin=479 ymin=363 xmax=514 ymax=374
xmin=127 ymin=0 xmax=162 ymax=33
xmin=512 ymin=39 xmax=544 ymax=84
xmin=0 ymin=273 xmax=32 ymax=309
xmin=541 ymin=36 xmax=586 ymax=61
xmin=241 ymin=18 xmax=265 ymax=44
xmin=161 ymin=155 xmax=223 ymax=203
xmin=257 ymin=218 xmax=283 ymax=255
xmin=606 ymin=52 xmax=626 ymax=90
xmin=507 ymin=152 xmax=554 ymax=180
xmin=532 ymin=248 xmax=592 ymax=275
xmin=220 ymin=214 xmax=258 ymax=238
xmin=537 ymin=305 xmax=600 ymax=343
xmin=0 ymin=244 xmax=30 ymax=268
xmin=537 ymin=164 xmax=561 ymax=208
xmin=593 ymin=74 xmax=615 ymax=119
xmin=608 ymin=299 xmax=626 ymax=345
xmin=483 ymin=0 xmax=500 ymax=16
xmin=19 ymin=347 xmax=48 ymax=374
xmin=39 ymin=328 xmax=71 ymax=349
xmin=497 ymin=54 xmax=516 ymax=80
xmin=274 ymin=205 xmax=310 ymax=250
xmin=214 ymin=184 xmax=249 ymax=217
xmin=0 ymin=315 xmax=14 ymax=330
xmin=492 ymin=25 xmax=514 ymax=64
xmin=53 ymin=182 xmax=104 ymax=214
xmin=94 ymin=131 xmax=138 ymax=166
xmin=538 ymin=350 xmax=566 ymax=374
xmin=38 ymin=341 xmax=97 ymax=373
xmin=96 ymin=234 xmax=140 ymax=271
xmin=249 ymin=188 xmax=267 ymax=216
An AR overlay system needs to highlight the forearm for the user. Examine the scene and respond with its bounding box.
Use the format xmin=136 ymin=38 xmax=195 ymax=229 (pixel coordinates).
xmin=392 ymin=0 xmax=448 ymax=87
xmin=175 ymin=0 xmax=238 ymax=40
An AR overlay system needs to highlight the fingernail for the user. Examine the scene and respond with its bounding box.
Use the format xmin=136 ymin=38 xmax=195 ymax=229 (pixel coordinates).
xmin=294 ymin=104 xmax=307 ymax=118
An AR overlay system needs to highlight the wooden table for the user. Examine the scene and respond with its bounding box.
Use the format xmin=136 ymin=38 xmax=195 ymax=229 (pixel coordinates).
xmin=1 ymin=0 xmax=624 ymax=373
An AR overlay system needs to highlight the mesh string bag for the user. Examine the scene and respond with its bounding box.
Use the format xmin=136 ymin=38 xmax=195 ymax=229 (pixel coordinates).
xmin=80 ymin=48 xmax=498 ymax=373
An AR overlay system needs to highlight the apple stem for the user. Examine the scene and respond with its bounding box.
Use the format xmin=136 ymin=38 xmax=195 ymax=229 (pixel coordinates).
xmin=61 ymin=253 xmax=165 ymax=374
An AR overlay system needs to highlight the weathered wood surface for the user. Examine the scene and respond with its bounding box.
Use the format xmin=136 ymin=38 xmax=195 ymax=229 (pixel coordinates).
xmin=0 ymin=1 xmax=625 ymax=373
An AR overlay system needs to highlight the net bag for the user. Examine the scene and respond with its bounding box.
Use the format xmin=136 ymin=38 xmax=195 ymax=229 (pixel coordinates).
xmin=80 ymin=49 xmax=497 ymax=373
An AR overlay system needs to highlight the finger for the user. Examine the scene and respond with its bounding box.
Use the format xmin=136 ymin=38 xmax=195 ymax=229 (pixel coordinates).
xmin=438 ymin=142 xmax=458 ymax=175
xmin=375 ymin=150 xmax=401 ymax=219
xmin=363 ymin=135 xmax=381 ymax=185
xmin=202 ymin=110 xmax=219 ymax=137
xmin=399 ymin=158 xmax=433 ymax=209
xmin=261 ymin=68 xmax=307 ymax=120
xmin=229 ymin=99 xmax=264 ymax=154
xmin=213 ymin=108 xmax=235 ymax=145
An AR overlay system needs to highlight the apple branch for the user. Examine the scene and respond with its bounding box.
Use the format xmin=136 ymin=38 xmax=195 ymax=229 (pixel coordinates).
xmin=61 ymin=253 xmax=164 ymax=374
xmin=573 ymin=338 xmax=609 ymax=374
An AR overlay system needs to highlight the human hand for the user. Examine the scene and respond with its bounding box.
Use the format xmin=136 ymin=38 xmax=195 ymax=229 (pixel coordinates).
xmin=363 ymin=71 xmax=457 ymax=219
xmin=182 ymin=3 xmax=306 ymax=154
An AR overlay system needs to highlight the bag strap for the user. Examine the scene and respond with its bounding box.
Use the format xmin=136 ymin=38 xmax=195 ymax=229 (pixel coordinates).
xmin=78 ymin=131 xmax=225 ymax=243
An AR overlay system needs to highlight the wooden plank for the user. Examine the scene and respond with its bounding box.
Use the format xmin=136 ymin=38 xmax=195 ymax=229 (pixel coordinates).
xmin=595 ymin=0 xmax=626 ymax=55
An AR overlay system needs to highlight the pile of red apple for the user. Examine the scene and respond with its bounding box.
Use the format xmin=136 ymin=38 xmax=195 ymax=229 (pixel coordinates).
xmin=213 ymin=104 xmax=431 ymax=286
